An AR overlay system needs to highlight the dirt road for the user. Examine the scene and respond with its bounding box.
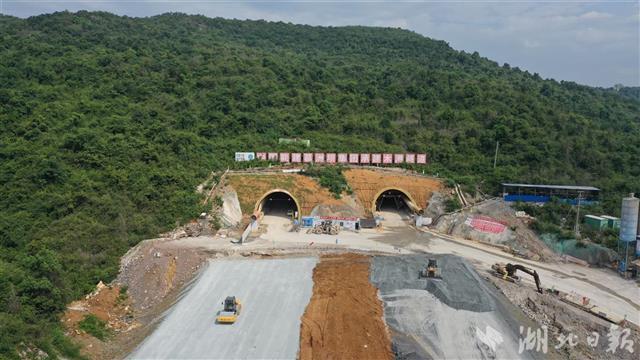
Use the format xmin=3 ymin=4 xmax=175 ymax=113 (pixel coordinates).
xmin=299 ymin=253 xmax=393 ymax=360
xmin=128 ymin=257 xmax=317 ymax=359
xmin=258 ymin=214 xmax=410 ymax=253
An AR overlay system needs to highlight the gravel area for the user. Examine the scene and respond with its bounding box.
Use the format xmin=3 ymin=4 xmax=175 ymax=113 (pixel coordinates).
xmin=371 ymin=254 xmax=540 ymax=359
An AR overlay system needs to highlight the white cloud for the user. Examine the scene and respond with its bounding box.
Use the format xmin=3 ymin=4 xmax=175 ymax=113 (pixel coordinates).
xmin=373 ymin=18 xmax=409 ymax=29
xmin=579 ymin=11 xmax=612 ymax=20
xmin=574 ymin=27 xmax=626 ymax=45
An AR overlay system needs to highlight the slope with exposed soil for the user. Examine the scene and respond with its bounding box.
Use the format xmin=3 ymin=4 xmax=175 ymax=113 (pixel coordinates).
xmin=299 ymin=253 xmax=393 ymax=360
xmin=344 ymin=168 xmax=443 ymax=215
xmin=62 ymin=283 xmax=135 ymax=360
xmin=434 ymin=198 xmax=557 ymax=261
xmin=226 ymin=173 xmax=352 ymax=216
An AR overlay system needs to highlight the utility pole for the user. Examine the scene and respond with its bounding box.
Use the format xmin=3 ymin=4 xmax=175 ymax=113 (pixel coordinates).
xmin=574 ymin=191 xmax=583 ymax=238
xmin=493 ymin=141 xmax=500 ymax=169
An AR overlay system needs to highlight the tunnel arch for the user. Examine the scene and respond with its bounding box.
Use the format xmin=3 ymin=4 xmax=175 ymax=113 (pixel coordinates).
xmin=372 ymin=187 xmax=421 ymax=214
xmin=254 ymin=189 xmax=301 ymax=220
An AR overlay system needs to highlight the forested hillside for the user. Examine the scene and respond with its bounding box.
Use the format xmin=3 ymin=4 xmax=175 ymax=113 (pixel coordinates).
xmin=0 ymin=11 xmax=638 ymax=357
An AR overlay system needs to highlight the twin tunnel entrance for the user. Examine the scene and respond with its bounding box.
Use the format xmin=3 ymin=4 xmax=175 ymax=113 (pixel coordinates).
xmin=255 ymin=188 xmax=419 ymax=220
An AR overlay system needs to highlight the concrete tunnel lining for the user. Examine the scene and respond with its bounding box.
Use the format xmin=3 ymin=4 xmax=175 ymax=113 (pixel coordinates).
xmin=255 ymin=189 xmax=302 ymax=219
xmin=373 ymin=187 xmax=421 ymax=214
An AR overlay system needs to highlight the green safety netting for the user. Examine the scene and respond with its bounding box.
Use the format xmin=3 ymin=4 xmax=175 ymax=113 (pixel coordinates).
xmin=540 ymin=234 xmax=617 ymax=265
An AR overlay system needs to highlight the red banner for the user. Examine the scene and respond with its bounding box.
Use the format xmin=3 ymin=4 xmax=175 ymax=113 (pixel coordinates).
xmin=303 ymin=153 xmax=313 ymax=163
xmin=320 ymin=216 xmax=359 ymax=222
xmin=253 ymin=151 xmax=427 ymax=164
xmin=405 ymin=153 xmax=415 ymax=163
xmin=469 ymin=217 xmax=506 ymax=234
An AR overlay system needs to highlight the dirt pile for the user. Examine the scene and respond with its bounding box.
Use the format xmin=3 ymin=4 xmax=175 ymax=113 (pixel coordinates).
xmin=62 ymin=282 xmax=134 ymax=359
xmin=309 ymin=201 xmax=361 ymax=218
xmin=116 ymin=239 xmax=208 ymax=313
xmin=299 ymin=253 xmax=393 ymax=360
xmin=434 ymin=199 xmax=557 ymax=261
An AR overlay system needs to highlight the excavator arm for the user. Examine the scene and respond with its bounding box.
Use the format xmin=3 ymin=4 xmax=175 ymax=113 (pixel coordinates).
xmin=508 ymin=264 xmax=543 ymax=294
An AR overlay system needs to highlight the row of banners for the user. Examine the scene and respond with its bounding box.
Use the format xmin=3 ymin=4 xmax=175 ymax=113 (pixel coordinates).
xmin=235 ymin=152 xmax=428 ymax=164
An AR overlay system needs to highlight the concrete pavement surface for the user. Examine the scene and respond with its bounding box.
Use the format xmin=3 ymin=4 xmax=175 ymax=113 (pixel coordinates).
xmin=129 ymin=257 xmax=317 ymax=359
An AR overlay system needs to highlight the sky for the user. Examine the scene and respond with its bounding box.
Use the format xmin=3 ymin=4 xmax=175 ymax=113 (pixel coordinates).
xmin=1 ymin=1 xmax=638 ymax=87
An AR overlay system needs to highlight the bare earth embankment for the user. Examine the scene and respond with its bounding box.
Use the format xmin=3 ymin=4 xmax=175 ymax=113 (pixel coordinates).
xmin=299 ymin=253 xmax=394 ymax=360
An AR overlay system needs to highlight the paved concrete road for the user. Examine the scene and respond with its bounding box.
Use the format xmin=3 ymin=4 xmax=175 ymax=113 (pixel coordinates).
xmin=129 ymin=257 xmax=317 ymax=359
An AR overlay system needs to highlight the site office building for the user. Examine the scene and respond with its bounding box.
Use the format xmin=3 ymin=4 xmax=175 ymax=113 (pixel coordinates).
xmin=302 ymin=216 xmax=360 ymax=231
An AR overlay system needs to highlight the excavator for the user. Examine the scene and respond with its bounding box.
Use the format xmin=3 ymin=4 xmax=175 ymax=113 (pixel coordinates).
xmin=491 ymin=262 xmax=543 ymax=294
xmin=216 ymin=296 xmax=242 ymax=324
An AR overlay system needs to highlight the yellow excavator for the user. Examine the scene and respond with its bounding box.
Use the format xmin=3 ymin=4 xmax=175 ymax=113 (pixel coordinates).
xmin=216 ymin=296 xmax=242 ymax=324
xmin=491 ymin=262 xmax=543 ymax=293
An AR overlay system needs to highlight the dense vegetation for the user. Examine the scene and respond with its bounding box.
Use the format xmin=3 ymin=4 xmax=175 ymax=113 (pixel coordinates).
xmin=303 ymin=165 xmax=352 ymax=198
xmin=78 ymin=314 xmax=111 ymax=341
xmin=612 ymin=86 xmax=640 ymax=102
xmin=515 ymin=200 xmax=618 ymax=249
xmin=0 ymin=11 xmax=638 ymax=357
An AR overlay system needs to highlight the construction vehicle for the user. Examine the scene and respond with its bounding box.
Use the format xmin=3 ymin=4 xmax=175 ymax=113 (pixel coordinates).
xmin=419 ymin=259 xmax=442 ymax=279
xmin=309 ymin=220 xmax=339 ymax=235
xmin=491 ymin=263 xmax=543 ymax=294
xmin=216 ymin=296 xmax=242 ymax=324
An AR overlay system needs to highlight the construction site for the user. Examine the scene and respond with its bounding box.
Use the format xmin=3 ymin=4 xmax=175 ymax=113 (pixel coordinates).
xmin=61 ymin=165 xmax=640 ymax=360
